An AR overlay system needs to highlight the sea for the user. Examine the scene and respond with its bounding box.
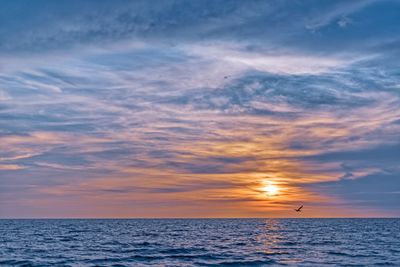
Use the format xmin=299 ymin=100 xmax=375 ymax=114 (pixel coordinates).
xmin=0 ymin=219 xmax=399 ymax=266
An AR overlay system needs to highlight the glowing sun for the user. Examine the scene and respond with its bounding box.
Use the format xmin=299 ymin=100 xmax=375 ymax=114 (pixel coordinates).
xmin=262 ymin=183 xmax=279 ymax=196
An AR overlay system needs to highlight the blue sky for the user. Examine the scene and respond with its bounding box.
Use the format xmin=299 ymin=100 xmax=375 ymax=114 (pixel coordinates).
xmin=0 ymin=0 xmax=399 ymax=218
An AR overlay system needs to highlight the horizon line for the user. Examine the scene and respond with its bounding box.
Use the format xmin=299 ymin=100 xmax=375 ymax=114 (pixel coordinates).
xmin=1 ymin=217 xmax=399 ymax=220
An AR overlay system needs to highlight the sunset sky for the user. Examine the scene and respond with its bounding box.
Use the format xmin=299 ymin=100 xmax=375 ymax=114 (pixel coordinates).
xmin=0 ymin=0 xmax=399 ymax=218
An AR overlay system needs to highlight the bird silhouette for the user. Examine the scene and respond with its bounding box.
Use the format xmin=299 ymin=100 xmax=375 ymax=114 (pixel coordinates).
xmin=294 ymin=205 xmax=303 ymax=212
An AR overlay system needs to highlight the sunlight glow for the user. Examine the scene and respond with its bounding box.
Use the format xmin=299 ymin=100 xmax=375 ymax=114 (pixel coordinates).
xmin=262 ymin=183 xmax=279 ymax=196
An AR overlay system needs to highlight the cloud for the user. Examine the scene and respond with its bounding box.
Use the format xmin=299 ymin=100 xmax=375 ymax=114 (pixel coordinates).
xmin=304 ymin=0 xmax=375 ymax=31
xmin=0 ymin=0 xmax=399 ymax=217
xmin=310 ymin=171 xmax=400 ymax=215
xmin=0 ymin=164 xmax=25 ymax=170
xmin=0 ymin=0 xmax=397 ymax=57
xmin=184 ymin=43 xmax=356 ymax=75
xmin=337 ymin=16 xmax=352 ymax=28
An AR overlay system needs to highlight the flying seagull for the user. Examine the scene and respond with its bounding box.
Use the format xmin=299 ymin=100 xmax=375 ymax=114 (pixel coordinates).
xmin=294 ymin=205 xmax=303 ymax=212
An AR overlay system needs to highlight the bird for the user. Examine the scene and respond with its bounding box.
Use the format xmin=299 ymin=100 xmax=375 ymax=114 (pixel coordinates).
xmin=294 ymin=205 xmax=303 ymax=212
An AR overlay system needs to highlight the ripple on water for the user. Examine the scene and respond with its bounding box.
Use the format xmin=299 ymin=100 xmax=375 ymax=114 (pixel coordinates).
xmin=0 ymin=219 xmax=399 ymax=266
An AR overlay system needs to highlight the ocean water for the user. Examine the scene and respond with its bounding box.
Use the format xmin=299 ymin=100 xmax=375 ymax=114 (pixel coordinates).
xmin=0 ymin=219 xmax=399 ymax=266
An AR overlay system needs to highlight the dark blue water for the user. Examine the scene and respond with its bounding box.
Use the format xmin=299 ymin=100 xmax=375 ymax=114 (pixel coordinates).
xmin=0 ymin=219 xmax=399 ymax=266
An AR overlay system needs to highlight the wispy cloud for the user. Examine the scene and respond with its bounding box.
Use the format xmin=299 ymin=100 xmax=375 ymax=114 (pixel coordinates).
xmin=0 ymin=0 xmax=399 ymax=218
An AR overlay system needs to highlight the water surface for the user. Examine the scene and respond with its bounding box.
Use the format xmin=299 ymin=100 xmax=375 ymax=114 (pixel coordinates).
xmin=1 ymin=219 xmax=399 ymax=266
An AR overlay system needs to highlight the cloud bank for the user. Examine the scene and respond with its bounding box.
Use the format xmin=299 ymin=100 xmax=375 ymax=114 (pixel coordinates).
xmin=0 ymin=0 xmax=399 ymax=218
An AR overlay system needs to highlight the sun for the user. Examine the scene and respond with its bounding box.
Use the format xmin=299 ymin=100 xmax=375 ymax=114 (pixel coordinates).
xmin=262 ymin=183 xmax=279 ymax=196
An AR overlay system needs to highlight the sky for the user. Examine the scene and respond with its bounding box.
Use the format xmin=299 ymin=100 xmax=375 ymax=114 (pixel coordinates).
xmin=0 ymin=0 xmax=399 ymax=218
